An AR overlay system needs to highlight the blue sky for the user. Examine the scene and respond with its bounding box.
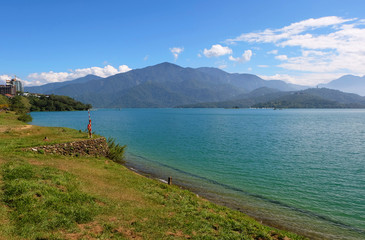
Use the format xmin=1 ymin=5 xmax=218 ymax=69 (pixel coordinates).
xmin=1 ymin=0 xmax=365 ymax=86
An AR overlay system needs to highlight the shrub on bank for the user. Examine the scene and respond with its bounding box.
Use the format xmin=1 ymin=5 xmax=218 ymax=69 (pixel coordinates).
xmin=107 ymin=137 xmax=127 ymax=164
xmin=17 ymin=113 xmax=33 ymax=122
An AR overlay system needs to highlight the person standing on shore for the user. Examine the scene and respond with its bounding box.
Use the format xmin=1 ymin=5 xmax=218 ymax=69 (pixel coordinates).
xmin=87 ymin=109 xmax=92 ymax=138
xmin=87 ymin=119 xmax=92 ymax=138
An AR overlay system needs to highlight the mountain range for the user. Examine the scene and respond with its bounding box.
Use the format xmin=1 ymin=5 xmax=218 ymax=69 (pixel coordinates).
xmin=179 ymin=87 xmax=365 ymax=108
xmin=319 ymin=75 xmax=365 ymax=96
xmin=26 ymin=74 xmax=102 ymax=94
xmin=24 ymin=62 xmax=365 ymax=108
xmin=25 ymin=62 xmax=305 ymax=108
xmin=251 ymin=88 xmax=365 ymax=109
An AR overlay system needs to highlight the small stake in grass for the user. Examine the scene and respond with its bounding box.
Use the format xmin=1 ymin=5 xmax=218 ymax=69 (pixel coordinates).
xmin=168 ymin=177 xmax=172 ymax=185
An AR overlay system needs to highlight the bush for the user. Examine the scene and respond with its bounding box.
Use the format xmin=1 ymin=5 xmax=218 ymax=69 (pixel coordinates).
xmin=17 ymin=113 xmax=33 ymax=122
xmin=0 ymin=104 xmax=9 ymax=110
xmin=107 ymin=137 xmax=127 ymax=164
xmin=0 ymin=95 xmax=9 ymax=104
xmin=10 ymin=96 xmax=31 ymax=114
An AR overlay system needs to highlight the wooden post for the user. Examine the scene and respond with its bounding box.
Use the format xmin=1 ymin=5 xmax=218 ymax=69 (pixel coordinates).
xmin=168 ymin=177 xmax=172 ymax=185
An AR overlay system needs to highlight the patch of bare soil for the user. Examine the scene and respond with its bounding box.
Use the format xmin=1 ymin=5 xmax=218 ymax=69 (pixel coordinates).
xmin=0 ymin=124 xmax=33 ymax=133
xmin=166 ymin=230 xmax=191 ymax=238
xmin=113 ymin=226 xmax=142 ymax=239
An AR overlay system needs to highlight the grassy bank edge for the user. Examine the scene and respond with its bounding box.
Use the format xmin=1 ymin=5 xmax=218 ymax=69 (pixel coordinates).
xmin=0 ymin=111 xmax=308 ymax=239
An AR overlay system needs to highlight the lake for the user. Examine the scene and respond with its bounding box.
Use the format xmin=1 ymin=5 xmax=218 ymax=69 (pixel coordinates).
xmin=31 ymin=108 xmax=365 ymax=239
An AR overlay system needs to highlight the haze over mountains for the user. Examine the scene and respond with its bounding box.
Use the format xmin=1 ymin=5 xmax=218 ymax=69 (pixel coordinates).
xmin=26 ymin=75 xmax=103 ymax=94
xmin=319 ymin=75 xmax=365 ymax=96
xmin=25 ymin=62 xmax=365 ymax=108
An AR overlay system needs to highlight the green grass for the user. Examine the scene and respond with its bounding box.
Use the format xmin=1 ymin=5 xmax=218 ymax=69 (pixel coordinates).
xmin=0 ymin=112 xmax=308 ymax=239
xmin=2 ymin=160 xmax=99 ymax=239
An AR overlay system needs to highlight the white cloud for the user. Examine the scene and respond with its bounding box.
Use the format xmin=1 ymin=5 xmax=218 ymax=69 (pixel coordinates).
xmin=258 ymin=65 xmax=269 ymax=68
xmin=0 ymin=74 xmax=29 ymax=86
xmin=203 ymin=44 xmax=232 ymax=58
xmin=242 ymin=50 xmax=253 ymax=61
xmin=259 ymin=74 xmax=296 ymax=82
xmin=267 ymin=49 xmax=278 ymax=55
xmin=0 ymin=75 xmax=11 ymax=84
xmin=144 ymin=55 xmax=149 ymax=61
xmin=27 ymin=65 xmax=132 ymax=86
xmin=228 ymin=56 xmax=239 ymax=61
xmin=275 ymin=55 xmax=288 ymax=61
xmin=259 ymin=72 xmax=348 ymax=86
xmin=227 ymin=16 xmax=354 ymax=44
xmin=118 ymin=65 xmax=131 ymax=72
xmin=170 ymin=47 xmax=184 ymax=61
xmin=229 ymin=50 xmax=252 ymax=62
xmin=226 ymin=16 xmax=365 ymax=84
xmin=218 ymin=64 xmax=227 ymax=69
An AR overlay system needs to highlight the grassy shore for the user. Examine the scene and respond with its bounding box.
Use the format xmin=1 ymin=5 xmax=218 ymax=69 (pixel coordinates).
xmin=0 ymin=111 xmax=308 ymax=240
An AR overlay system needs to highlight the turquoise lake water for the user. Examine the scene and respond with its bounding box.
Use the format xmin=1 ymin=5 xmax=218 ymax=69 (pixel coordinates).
xmin=31 ymin=109 xmax=365 ymax=239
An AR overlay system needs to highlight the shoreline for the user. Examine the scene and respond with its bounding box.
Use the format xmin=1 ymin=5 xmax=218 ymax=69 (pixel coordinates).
xmin=122 ymin=153 xmax=365 ymax=240
xmin=26 ymin=116 xmax=302 ymax=235
xmin=123 ymin=157 xmax=314 ymax=239
xmin=1 ymin=112 xmax=307 ymax=239
xmin=28 ymin=109 xmax=365 ymax=240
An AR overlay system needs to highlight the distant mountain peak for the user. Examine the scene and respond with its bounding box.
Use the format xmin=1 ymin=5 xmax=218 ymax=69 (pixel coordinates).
xmin=83 ymin=74 xmax=99 ymax=78
xmin=152 ymin=62 xmax=183 ymax=69
xmin=319 ymin=74 xmax=365 ymax=96
xmin=25 ymin=74 xmax=102 ymax=94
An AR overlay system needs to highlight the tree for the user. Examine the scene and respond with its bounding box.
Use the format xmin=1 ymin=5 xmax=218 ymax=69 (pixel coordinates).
xmin=10 ymin=96 xmax=31 ymax=114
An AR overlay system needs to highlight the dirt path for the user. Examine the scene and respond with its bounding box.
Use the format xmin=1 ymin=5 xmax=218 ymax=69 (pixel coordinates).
xmin=0 ymin=124 xmax=33 ymax=133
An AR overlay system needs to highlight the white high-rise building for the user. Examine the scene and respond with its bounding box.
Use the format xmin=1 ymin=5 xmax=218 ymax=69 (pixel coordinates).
xmin=6 ymin=77 xmax=24 ymax=92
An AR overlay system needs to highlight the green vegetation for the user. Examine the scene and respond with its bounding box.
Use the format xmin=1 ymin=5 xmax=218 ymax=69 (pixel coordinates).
xmin=2 ymin=160 xmax=99 ymax=239
xmin=10 ymin=96 xmax=31 ymax=113
xmin=17 ymin=113 xmax=33 ymax=122
xmin=179 ymin=87 xmax=286 ymax=108
xmin=8 ymin=96 xmax=33 ymax=122
xmin=252 ymin=92 xmax=365 ymax=109
xmin=28 ymin=94 xmax=92 ymax=111
xmin=253 ymin=94 xmax=340 ymax=108
xmin=0 ymin=93 xmax=91 ymax=122
xmin=0 ymin=95 xmax=9 ymax=105
xmin=181 ymin=88 xmax=365 ymax=109
xmin=0 ymin=95 xmax=10 ymax=110
xmin=0 ymin=112 xmax=307 ymax=239
xmin=107 ymin=137 xmax=127 ymax=164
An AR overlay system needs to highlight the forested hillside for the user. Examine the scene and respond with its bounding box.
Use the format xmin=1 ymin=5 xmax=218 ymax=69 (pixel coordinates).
xmin=28 ymin=94 xmax=92 ymax=111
